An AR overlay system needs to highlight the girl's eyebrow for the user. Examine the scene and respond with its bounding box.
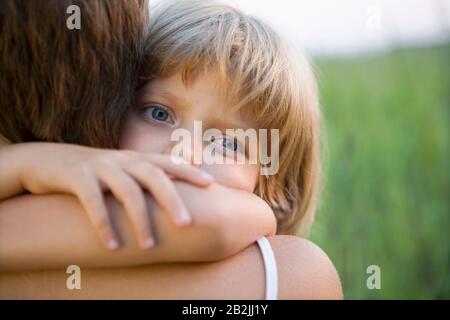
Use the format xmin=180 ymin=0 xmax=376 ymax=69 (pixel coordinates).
xmin=209 ymin=117 xmax=254 ymax=131
xmin=139 ymin=88 xmax=190 ymax=110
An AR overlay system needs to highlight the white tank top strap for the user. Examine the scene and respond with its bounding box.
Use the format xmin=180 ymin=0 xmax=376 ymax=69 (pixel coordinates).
xmin=256 ymin=237 xmax=278 ymax=300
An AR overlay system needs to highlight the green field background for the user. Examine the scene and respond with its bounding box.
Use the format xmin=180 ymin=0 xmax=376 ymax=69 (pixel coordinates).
xmin=309 ymin=44 xmax=450 ymax=299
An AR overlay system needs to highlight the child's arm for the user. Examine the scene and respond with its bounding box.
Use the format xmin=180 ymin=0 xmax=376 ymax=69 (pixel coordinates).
xmin=0 ymin=236 xmax=342 ymax=299
xmin=0 ymin=182 xmax=276 ymax=271
xmin=0 ymin=142 xmax=214 ymax=249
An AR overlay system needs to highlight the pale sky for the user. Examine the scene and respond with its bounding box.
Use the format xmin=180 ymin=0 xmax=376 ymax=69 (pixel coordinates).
xmin=152 ymin=0 xmax=450 ymax=57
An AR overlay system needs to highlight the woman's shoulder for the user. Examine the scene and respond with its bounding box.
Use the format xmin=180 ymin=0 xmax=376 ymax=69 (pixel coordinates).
xmin=267 ymin=235 xmax=343 ymax=300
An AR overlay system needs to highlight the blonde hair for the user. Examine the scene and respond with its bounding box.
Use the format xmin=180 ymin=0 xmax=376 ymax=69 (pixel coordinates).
xmin=142 ymin=0 xmax=321 ymax=236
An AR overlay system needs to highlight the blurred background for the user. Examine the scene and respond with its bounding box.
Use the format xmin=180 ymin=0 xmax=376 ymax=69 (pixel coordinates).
xmin=230 ymin=0 xmax=450 ymax=299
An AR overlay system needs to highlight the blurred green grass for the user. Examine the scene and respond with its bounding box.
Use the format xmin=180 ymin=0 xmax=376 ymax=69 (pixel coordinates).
xmin=310 ymin=44 xmax=450 ymax=299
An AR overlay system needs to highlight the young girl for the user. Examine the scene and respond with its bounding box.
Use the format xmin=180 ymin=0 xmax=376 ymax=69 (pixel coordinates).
xmin=0 ymin=0 xmax=341 ymax=299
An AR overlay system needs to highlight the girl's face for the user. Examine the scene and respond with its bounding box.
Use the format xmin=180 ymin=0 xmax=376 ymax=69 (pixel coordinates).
xmin=119 ymin=71 xmax=259 ymax=192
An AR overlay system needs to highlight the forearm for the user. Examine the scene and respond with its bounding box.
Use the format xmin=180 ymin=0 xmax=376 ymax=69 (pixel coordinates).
xmin=0 ymin=183 xmax=275 ymax=271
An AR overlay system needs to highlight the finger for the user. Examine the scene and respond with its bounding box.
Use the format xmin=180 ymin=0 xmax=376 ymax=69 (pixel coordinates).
xmin=75 ymin=178 xmax=119 ymax=250
xmin=124 ymin=163 xmax=192 ymax=227
xmin=143 ymin=154 xmax=214 ymax=187
xmin=97 ymin=169 xmax=154 ymax=249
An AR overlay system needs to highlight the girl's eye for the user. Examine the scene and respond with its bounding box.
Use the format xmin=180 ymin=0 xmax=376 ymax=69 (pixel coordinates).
xmin=142 ymin=105 xmax=174 ymax=124
xmin=213 ymin=136 xmax=244 ymax=154
xmin=222 ymin=138 xmax=238 ymax=151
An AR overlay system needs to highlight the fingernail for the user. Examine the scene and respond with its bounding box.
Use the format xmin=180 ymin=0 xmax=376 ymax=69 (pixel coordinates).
xmin=141 ymin=237 xmax=155 ymax=249
xmin=107 ymin=238 xmax=119 ymax=250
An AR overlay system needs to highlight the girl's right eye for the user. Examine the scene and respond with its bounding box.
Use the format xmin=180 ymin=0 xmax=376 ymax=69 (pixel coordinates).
xmin=142 ymin=104 xmax=175 ymax=125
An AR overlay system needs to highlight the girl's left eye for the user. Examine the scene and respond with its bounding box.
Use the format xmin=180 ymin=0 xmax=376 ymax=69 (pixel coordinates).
xmin=222 ymin=138 xmax=238 ymax=151
xmin=142 ymin=105 xmax=174 ymax=124
xmin=213 ymin=137 xmax=244 ymax=154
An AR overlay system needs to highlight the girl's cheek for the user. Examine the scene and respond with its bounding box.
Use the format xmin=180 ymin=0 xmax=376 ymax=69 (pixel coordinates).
xmin=119 ymin=114 xmax=171 ymax=153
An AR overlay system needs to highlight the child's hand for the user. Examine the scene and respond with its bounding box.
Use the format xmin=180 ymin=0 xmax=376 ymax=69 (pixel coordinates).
xmin=13 ymin=143 xmax=214 ymax=249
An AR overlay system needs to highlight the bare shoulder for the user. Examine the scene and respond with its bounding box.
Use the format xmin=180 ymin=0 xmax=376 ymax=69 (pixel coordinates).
xmin=267 ymin=235 xmax=343 ymax=300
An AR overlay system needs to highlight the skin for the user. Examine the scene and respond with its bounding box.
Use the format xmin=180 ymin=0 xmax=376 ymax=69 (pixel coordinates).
xmin=0 ymin=70 xmax=342 ymax=299
xmin=0 ymin=236 xmax=342 ymax=300
xmin=0 ymin=186 xmax=275 ymax=271
xmin=120 ymin=70 xmax=260 ymax=193
xmin=0 ymin=143 xmax=216 ymax=249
